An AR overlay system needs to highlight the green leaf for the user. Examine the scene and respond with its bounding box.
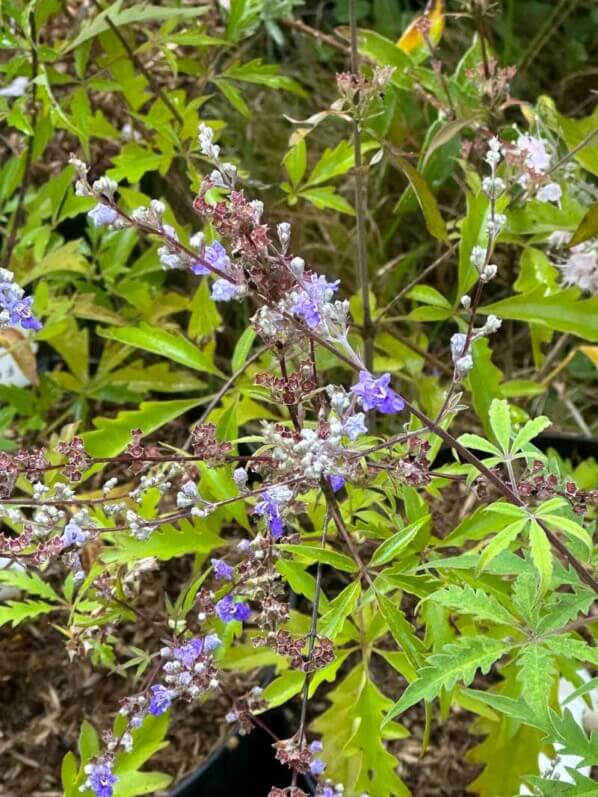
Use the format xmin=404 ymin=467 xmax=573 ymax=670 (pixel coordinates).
xmin=481 ymin=288 xmax=598 ymax=343
xmin=215 ymin=78 xmax=250 ymax=117
xmin=0 ymin=569 xmax=59 ymax=601
xmin=429 ymin=585 xmax=514 ymax=626
xmin=61 ymin=750 xmax=79 ymax=796
xmin=103 ymin=518 xmax=222 ymax=564
xmin=107 ymin=144 xmax=165 ymax=183
xmin=544 ymin=636 xmax=598 ymax=668
xmin=557 ymin=108 xmax=598 ymax=177
xmin=22 ymin=241 xmax=89 ymax=285
xmin=529 ymin=520 xmax=553 ymax=594
xmin=488 ymin=398 xmax=511 ymax=453
xmin=406 ymin=285 xmax=451 ymax=308
xmin=514 ymin=247 xmax=559 ymax=293
xmin=65 ymin=1 xmax=208 ymax=52
xmin=99 ymin=323 xmax=223 ymax=376
xmin=459 ymin=190 xmax=489 ymax=294
xmin=231 ymin=327 xmax=257 ymax=372
xmin=516 ymin=644 xmax=554 ymax=722
xmin=223 ymin=59 xmax=305 ymax=96
xmin=511 ymin=416 xmax=551 ymax=453
xmin=478 ymin=518 xmax=528 ymax=572
xmin=78 ymin=720 xmax=99 ymax=763
xmin=275 ymin=559 xmax=329 ymax=611
xmin=384 ymin=636 xmax=512 ymax=721
xmin=0 ymin=599 xmax=56 ymax=627
xmin=370 ymin=516 xmax=429 ymax=567
xmin=457 ymin=433 xmax=501 ymax=456
xmin=262 ymin=670 xmax=304 ymax=708
xmin=305 ymin=140 xmax=376 ymax=187
xmin=352 ymin=28 xmax=413 ymax=74
xmin=82 ymin=398 xmax=204 ymax=458
xmin=277 ymin=544 xmax=358 ymax=573
xmin=113 ymin=771 xmax=172 ymax=797
xmin=298 ymin=186 xmax=355 ymax=215
xmin=312 ymin=666 xmax=410 ymax=797
xmin=394 ymin=156 xmax=449 ymax=242
xmin=569 ymin=201 xmax=598 ymax=247
xmin=376 ymin=592 xmax=425 ymax=666
xmin=468 ymin=338 xmax=504 ymax=436
xmin=422 ymin=116 xmax=479 ymax=168
xmin=283 ymin=140 xmax=307 ymax=188
xmin=319 ymin=581 xmax=361 ymax=638
xmin=538 ymin=514 xmax=593 ymax=555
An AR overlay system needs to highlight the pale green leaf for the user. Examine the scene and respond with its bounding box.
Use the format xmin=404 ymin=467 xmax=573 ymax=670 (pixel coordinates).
xmin=319 ymin=581 xmax=361 ymax=639
xmin=488 ymin=398 xmax=511 ymax=453
xmin=384 ymin=636 xmax=512 ymax=721
xmin=529 ymin=520 xmax=553 ymax=594
xmin=99 ymin=323 xmax=223 ymax=376
xmin=370 ymin=516 xmax=429 ymax=567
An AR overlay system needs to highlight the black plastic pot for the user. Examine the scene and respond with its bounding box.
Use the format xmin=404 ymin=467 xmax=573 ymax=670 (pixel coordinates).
xmin=169 ymin=708 xmax=315 ymax=796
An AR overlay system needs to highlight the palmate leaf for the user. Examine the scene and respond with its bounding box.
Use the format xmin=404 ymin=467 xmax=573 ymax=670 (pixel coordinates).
xmin=384 ymin=636 xmax=513 ymax=722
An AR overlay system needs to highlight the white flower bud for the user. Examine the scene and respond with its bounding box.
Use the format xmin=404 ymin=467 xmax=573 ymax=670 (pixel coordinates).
xmin=277 ymin=222 xmax=291 ymax=252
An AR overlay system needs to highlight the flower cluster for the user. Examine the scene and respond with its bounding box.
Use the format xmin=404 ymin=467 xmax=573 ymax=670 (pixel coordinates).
xmin=502 ymin=133 xmax=562 ymax=205
xmin=548 ymin=231 xmax=598 ymax=295
xmin=0 ymin=267 xmax=41 ymax=331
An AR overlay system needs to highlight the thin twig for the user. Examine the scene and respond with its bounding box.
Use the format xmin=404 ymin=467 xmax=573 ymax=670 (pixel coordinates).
xmin=280 ymin=17 xmax=350 ymax=55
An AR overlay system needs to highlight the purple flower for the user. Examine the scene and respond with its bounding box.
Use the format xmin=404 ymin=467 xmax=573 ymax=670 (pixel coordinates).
xmin=88 ymin=204 xmax=118 ymax=228
xmin=148 ymin=684 xmax=174 ymax=716
xmin=86 ymin=761 xmax=118 ymax=797
xmin=0 ymin=272 xmax=42 ymax=332
xmin=211 ymin=558 xmax=234 ymax=581
xmin=329 ymin=475 xmax=345 ymax=492
xmin=291 ymin=275 xmax=340 ymax=328
xmin=211 ymin=278 xmax=240 ymax=302
xmin=173 ymin=638 xmax=204 ymax=667
xmin=215 ymin=594 xmax=251 ymax=623
xmin=310 ymin=759 xmax=326 ymax=776
xmin=203 ymin=633 xmax=221 ymax=653
xmin=192 ymin=240 xmax=230 ymax=275
xmin=61 ymin=520 xmax=88 ymax=548
xmin=342 ymin=412 xmax=367 ymax=440
xmin=350 ymin=371 xmax=404 ymax=414
xmin=254 ymin=491 xmax=285 ymax=540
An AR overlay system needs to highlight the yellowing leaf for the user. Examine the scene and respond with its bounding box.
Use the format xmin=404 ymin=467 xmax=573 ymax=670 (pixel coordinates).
xmin=397 ymin=0 xmax=445 ymax=59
